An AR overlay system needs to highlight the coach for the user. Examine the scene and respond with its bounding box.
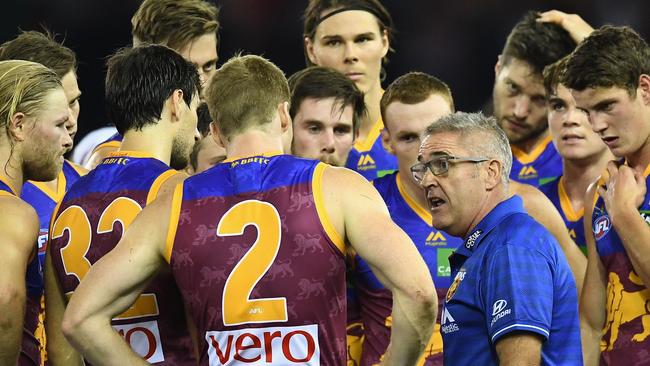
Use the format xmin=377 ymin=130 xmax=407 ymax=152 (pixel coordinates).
xmin=411 ymin=111 xmax=582 ymax=365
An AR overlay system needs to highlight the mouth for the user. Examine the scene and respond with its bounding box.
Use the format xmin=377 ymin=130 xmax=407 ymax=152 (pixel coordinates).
xmin=601 ymin=136 xmax=619 ymax=147
xmin=503 ymin=118 xmax=528 ymax=132
xmin=561 ymin=133 xmax=585 ymax=143
xmin=345 ymin=72 xmax=364 ymax=81
xmin=427 ymin=193 xmax=447 ymax=210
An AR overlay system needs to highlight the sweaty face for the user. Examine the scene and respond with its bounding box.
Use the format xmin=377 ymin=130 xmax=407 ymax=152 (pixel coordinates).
xmin=60 ymin=71 xmax=81 ymax=150
xmin=548 ymin=84 xmax=610 ymax=161
xmin=384 ymin=94 xmax=453 ymax=182
xmin=493 ymin=58 xmax=548 ymax=147
xmin=171 ymin=95 xmax=200 ymax=170
xmin=292 ymin=97 xmax=355 ymax=167
xmin=306 ymin=10 xmax=388 ymax=94
xmin=22 ymin=88 xmax=73 ymax=181
xmin=418 ymin=132 xmax=488 ymax=237
xmin=178 ymin=33 xmax=218 ymax=97
xmin=571 ymin=86 xmax=650 ymax=158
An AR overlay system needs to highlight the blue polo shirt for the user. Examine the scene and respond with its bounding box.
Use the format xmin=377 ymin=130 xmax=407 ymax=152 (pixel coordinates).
xmin=441 ymin=195 xmax=582 ymax=365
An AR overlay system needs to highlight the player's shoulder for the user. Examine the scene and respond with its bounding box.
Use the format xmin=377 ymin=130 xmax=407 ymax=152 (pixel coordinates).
xmin=0 ymin=194 xmax=39 ymax=233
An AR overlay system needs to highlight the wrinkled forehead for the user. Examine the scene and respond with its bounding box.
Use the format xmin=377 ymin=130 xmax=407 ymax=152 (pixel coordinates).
xmin=418 ymin=131 xmax=470 ymax=161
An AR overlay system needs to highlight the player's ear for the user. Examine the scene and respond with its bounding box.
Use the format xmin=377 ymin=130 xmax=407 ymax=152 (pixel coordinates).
xmin=638 ymin=74 xmax=650 ymax=105
xmin=8 ymin=111 xmax=28 ymax=141
xmin=167 ymin=89 xmax=186 ymax=123
xmin=484 ymin=159 xmax=502 ymax=190
xmin=381 ymin=128 xmax=394 ymax=155
xmin=278 ymin=101 xmax=291 ymax=133
xmin=305 ymin=37 xmax=318 ymax=65
xmin=494 ymin=55 xmax=503 ymax=78
xmin=210 ymin=121 xmax=227 ymax=148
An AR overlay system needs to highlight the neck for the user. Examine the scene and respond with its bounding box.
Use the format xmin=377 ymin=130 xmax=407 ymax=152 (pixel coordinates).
xmin=562 ymin=152 xmax=613 ymax=205
xmin=225 ymin=129 xmax=284 ymax=159
xmin=513 ymin=130 xmax=549 ymax=154
xmin=398 ymin=171 xmax=428 ymax=210
xmin=0 ymin=141 xmax=25 ymax=195
xmin=626 ymin=138 xmax=650 ymax=175
xmin=359 ymin=81 xmax=382 ymax=140
xmin=462 ymin=188 xmax=508 ymax=238
xmin=120 ymin=126 xmax=173 ymax=165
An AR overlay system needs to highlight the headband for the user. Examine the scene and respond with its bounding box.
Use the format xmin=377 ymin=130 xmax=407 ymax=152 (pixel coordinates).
xmin=314 ymin=5 xmax=384 ymax=29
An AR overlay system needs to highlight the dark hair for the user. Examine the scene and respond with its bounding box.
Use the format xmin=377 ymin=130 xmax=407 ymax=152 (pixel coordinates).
xmin=105 ymin=45 xmax=200 ymax=135
xmin=0 ymin=30 xmax=76 ymax=78
xmin=303 ymin=0 xmax=395 ymax=67
xmin=543 ymin=56 xmax=569 ymax=97
xmin=380 ymin=71 xmax=455 ymax=124
xmin=288 ymin=66 xmax=366 ymax=135
xmin=563 ymin=25 xmax=650 ymax=95
xmin=131 ymin=0 xmax=220 ymax=51
xmin=205 ymin=54 xmax=290 ymax=139
xmin=197 ymin=102 xmax=212 ymax=137
xmin=501 ymin=11 xmax=576 ymax=75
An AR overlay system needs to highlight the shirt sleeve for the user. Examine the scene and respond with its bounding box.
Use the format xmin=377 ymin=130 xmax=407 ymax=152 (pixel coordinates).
xmin=483 ymin=243 xmax=553 ymax=344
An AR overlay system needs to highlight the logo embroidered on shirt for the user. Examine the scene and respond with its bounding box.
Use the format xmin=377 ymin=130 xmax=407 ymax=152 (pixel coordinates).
xmin=465 ymin=230 xmax=482 ymax=249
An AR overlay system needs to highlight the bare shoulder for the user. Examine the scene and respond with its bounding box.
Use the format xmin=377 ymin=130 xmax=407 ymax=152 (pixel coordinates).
xmin=321 ymin=165 xmax=383 ymax=201
xmin=0 ymin=196 xmax=39 ymax=252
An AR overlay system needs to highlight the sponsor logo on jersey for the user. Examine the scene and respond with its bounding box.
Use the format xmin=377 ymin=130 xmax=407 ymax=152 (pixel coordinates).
xmin=113 ymin=320 xmax=165 ymax=363
xmin=518 ymin=165 xmax=538 ymax=180
xmin=206 ymin=324 xmax=320 ymax=365
xmin=440 ymin=307 xmax=459 ymax=334
xmin=465 ymin=229 xmax=482 ymax=249
xmin=446 ymin=268 xmax=466 ymax=302
xmin=593 ymin=215 xmax=611 ymax=240
xmin=437 ymin=248 xmax=454 ymax=277
xmin=568 ymin=228 xmax=577 ymax=239
xmin=356 ymin=154 xmax=376 ymax=171
xmin=490 ymin=299 xmax=511 ymax=326
xmin=230 ymin=156 xmax=271 ymax=168
xmin=639 ymin=210 xmax=650 ymax=226
xmin=426 ymin=231 xmax=447 ymax=246
xmin=37 ymin=230 xmax=48 ymax=254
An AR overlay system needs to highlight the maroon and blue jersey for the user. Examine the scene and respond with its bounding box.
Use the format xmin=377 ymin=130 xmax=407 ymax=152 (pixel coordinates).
xmin=591 ymin=166 xmax=650 ymax=365
xmin=442 ymin=196 xmax=582 ymax=365
xmin=510 ymin=135 xmax=562 ymax=187
xmin=0 ymin=176 xmax=42 ymax=366
xmin=166 ymin=154 xmax=347 ymax=365
xmin=539 ymin=176 xmax=587 ymax=253
xmin=48 ymin=151 xmax=194 ymax=365
xmin=345 ymin=118 xmax=397 ymax=180
xmin=353 ymin=173 xmax=461 ymax=365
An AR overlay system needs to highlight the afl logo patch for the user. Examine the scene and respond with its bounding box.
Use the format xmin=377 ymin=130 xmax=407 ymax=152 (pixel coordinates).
xmin=593 ymin=215 xmax=611 ymax=240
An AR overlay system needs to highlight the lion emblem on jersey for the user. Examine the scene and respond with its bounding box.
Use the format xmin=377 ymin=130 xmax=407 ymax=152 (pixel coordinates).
xmin=297 ymin=278 xmax=326 ymax=299
xmin=293 ymin=233 xmax=323 ymax=256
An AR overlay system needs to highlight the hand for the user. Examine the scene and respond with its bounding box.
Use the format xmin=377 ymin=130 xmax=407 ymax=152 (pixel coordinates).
xmin=597 ymin=161 xmax=646 ymax=224
xmin=537 ymin=10 xmax=594 ymax=43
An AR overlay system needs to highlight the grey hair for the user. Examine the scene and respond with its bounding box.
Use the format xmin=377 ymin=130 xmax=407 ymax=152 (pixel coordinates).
xmin=424 ymin=111 xmax=512 ymax=184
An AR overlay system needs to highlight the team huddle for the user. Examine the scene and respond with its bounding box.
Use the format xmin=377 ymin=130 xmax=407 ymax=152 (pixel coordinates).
xmin=1 ymin=0 xmax=649 ymax=365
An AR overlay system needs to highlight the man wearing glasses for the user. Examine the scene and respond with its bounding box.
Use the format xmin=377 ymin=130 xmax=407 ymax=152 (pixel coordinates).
xmin=414 ymin=111 xmax=582 ymax=365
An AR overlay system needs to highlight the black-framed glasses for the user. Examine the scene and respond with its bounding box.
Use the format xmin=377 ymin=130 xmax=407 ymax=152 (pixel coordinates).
xmin=410 ymin=155 xmax=489 ymax=183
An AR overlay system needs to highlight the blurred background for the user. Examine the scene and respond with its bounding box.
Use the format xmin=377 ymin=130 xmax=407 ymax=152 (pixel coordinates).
xmin=2 ymin=0 xmax=649 ymax=145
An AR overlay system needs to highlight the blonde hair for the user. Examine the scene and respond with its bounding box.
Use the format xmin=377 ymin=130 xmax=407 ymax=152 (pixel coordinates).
xmin=0 ymin=60 xmax=61 ymax=132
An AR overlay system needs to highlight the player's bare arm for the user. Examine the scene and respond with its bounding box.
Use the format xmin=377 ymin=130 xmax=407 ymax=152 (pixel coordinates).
xmin=495 ymin=333 xmax=543 ymax=365
xmin=537 ymin=10 xmax=594 ymax=43
xmin=44 ymin=246 xmax=84 ymax=366
xmin=61 ymin=190 xmax=174 ymax=365
xmin=598 ymin=162 xmax=650 ymax=286
xmin=321 ymin=165 xmax=437 ymax=364
xmin=0 ymin=197 xmax=39 ymax=365
xmin=84 ymin=145 xmax=119 ymax=170
xmin=512 ymin=181 xmax=587 ymax=295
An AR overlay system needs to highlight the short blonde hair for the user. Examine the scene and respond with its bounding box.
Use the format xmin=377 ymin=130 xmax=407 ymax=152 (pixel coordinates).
xmin=131 ymin=0 xmax=219 ymax=51
xmin=0 ymin=60 xmax=61 ymax=133
xmin=205 ymin=55 xmax=290 ymax=139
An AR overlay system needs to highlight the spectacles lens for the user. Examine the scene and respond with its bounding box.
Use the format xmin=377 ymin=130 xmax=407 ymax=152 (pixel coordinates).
xmin=431 ymin=158 xmax=448 ymax=175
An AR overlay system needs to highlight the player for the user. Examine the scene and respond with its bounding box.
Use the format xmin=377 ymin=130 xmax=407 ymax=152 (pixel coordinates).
xmin=85 ymin=0 xmax=220 ymax=169
xmin=0 ymin=60 xmax=72 ymax=365
xmin=303 ymin=0 xmax=398 ymax=179
xmin=45 ymin=44 xmax=200 ymax=365
xmin=564 ymin=25 xmax=650 ymax=365
xmin=187 ymin=102 xmax=226 ymax=174
xmin=61 ymin=54 xmax=437 ymax=365
xmin=539 ymin=56 xmax=613 ymax=252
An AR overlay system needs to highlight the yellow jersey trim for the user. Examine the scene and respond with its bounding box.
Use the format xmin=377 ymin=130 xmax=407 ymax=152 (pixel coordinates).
xmin=395 ymin=173 xmax=433 ymax=226
xmin=28 ymin=171 xmax=66 ymax=202
xmin=0 ymin=190 xmax=14 ymax=198
xmin=67 ymin=160 xmax=88 ymax=177
xmin=92 ymin=140 xmax=121 ymax=154
xmin=353 ymin=117 xmax=384 ymax=152
xmin=108 ymin=151 xmax=155 ymax=159
xmin=312 ymin=163 xmax=346 ymax=255
xmin=223 ymin=150 xmax=283 ymax=163
xmin=558 ymin=177 xmax=583 ymax=222
xmin=0 ymin=174 xmax=18 ymax=196
xmin=511 ymin=134 xmax=553 ymax=165
xmin=146 ymin=170 xmax=179 ymax=205
xmin=163 ymin=182 xmax=184 ymax=263
xmin=644 ymin=163 xmax=650 ymax=178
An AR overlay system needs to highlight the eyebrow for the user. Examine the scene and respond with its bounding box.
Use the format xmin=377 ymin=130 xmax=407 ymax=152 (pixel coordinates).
xmin=591 ymin=98 xmax=617 ymax=110
xmin=321 ymin=32 xmax=375 ymax=40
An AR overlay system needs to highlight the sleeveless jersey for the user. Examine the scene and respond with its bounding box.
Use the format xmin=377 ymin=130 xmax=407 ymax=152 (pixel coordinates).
xmin=0 ymin=177 xmax=42 ymax=366
xmin=510 ymin=135 xmax=562 ymax=187
xmin=591 ymin=166 xmax=650 ymax=365
xmin=166 ymin=154 xmax=347 ymax=365
xmin=539 ymin=176 xmax=587 ymax=253
xmin=345 ymin=118 xmax=397 ymax=180
xmin=353 ymin=173 xmax=463 ymax=365
xmin=48 ymin=152 xmax=194 ymax=365
xmin=89 ymin=132 xmax=123 ymax=156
